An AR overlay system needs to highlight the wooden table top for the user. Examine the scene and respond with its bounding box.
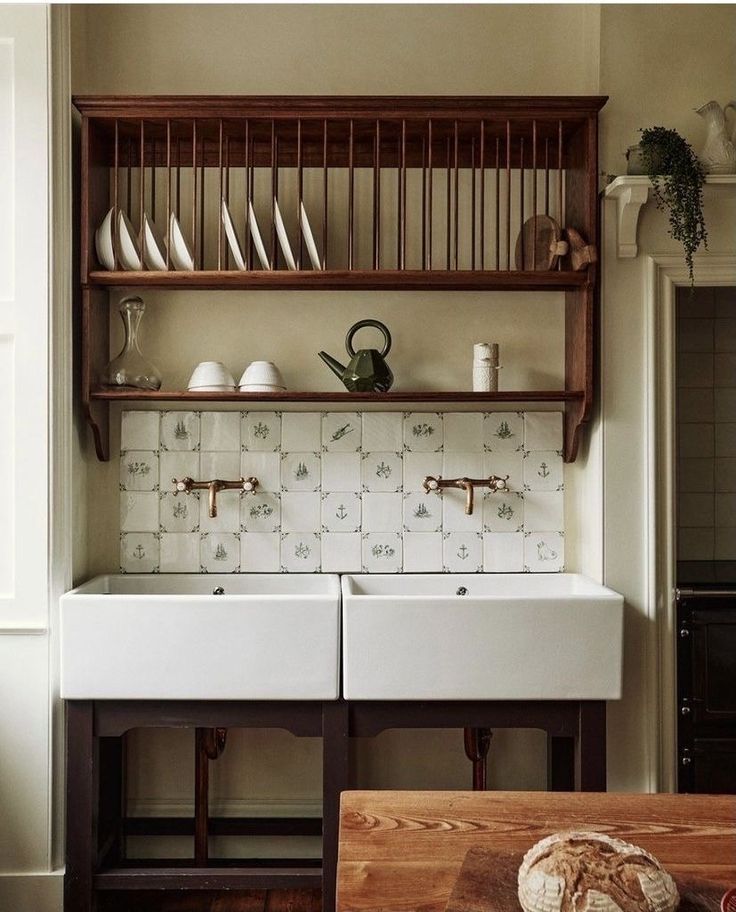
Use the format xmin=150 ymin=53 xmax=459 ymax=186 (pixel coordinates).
xmin=336 ymin=791 xmax=736 ymax=912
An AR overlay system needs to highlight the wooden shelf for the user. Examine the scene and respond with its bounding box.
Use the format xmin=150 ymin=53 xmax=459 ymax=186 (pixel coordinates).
xmin=95 ymin=865 xmax=323 ymax=891
xmin=90 ymin=388 xmax=584 ymax=403
xmin=87 ymin=270 xmax=589 ymax=292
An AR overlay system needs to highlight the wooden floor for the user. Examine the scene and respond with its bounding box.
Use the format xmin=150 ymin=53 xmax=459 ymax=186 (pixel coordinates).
xmin=99 ymin=889 xmax=322 ymax=912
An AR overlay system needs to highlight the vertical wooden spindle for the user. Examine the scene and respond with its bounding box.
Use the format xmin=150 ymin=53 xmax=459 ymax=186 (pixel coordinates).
xmin=199 ymin=134 xmax=205 ymax=270
xmin=224 ymin=132 xmax=230 ymax=270
xmin=557 ymin=119 xmax=563 ymax=269
xmin=399 ymin=119 xmax=406 ymax=270
xmin=373 ymin=119 xmax=380 ymax=270
xmin=270 ymin=121 xmax=277 ymax=269
xmin=150 ymin=138 xmax=156 ymax=223
xmin=544 ymin=137 xmax=550 ymax=216
xmin=191 ymin=120 xmax=197 ymax=270
xmin=421 ymin=134 xmax=427 ymax=271
xmin=471 ymin=137 xmax=476 ymax=271
xmin=506 ymin=120 xmax=511 ymax=271
xmin=396 ymin=135 xmax=401 ymax=269
xmin=532 ymin=121 xmax=537 ymax=271
xmin=446 ymin=134 xmax=451 ymax=270
xmin=495 ymin=135 xmax=500 ymax=270
xmin=427 ymin=119 xmax=433 ymax=270
xmin=126 ymin=137 xmax=132 ymax=217
xmin=453 ymin=120 xmax=459 ymax=270
xmin=245 ymin=123 xmax=252 ymax=270
xmin=165 ymin=120 xmax=171 ymax=269
xmin=348 ymin=119 xmax=354 ymax=270
xmin=519 ymin=136 xmax=525 ymax=269
xmin=139 ymin=120 xmax=145 ymax=267
xmin=322 ymin=119 xmax=328 ymax=270
xmin=176 ymin=137 xmax=181 ymax=216
xmin=218 ymin=119 xmax=223 ymax=271
xmin=479 ymin=120 xmax=485 ymax=271
xmin=113 ymin=120 xmax=119 ymax=270
xmin=297 ymin=119 xmax=303 ymax=270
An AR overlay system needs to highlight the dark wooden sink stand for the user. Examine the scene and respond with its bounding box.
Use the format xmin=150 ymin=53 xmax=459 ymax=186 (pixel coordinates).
xmin=64 ymin=698 xmax=606 ymax=912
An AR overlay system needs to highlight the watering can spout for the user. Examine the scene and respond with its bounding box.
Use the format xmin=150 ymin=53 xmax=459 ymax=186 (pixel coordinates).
xmin=318 ymin=351 xmax=347 ymax=381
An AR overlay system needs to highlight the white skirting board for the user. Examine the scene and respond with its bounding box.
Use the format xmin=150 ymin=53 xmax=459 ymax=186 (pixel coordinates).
xmin=0 ymin=872 xmax=63 ymax=912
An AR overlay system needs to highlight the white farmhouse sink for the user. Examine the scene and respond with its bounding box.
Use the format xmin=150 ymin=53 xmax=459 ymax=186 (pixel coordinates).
xmin=61 ymin=574 xmax=341 ymax=700
xmin=341 ymin=574 xmax=623 ymax=700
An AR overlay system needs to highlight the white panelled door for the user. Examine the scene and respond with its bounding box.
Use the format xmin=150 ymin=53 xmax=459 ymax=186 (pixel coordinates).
xmin=0 ymin=4 xmax=48 ymax=629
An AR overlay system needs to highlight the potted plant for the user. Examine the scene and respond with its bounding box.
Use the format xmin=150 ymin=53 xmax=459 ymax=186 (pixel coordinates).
xmin=628 ymin=126 xmax=707 ymax=284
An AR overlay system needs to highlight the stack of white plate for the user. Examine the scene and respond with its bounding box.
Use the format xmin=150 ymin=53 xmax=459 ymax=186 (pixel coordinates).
xmin=238 ymin=361 xmax=286 ymax=392
xmin=187 ymin=361 xmax=236 ymax=392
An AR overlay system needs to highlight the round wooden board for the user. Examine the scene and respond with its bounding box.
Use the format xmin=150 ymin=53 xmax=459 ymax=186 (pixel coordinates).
xmin=514 ymin=215 xmax=565 ymax=271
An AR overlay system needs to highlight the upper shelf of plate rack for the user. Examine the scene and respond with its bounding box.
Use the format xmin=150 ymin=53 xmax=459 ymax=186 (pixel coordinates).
xmin=75 ymin=95 xmax=607 ymax=287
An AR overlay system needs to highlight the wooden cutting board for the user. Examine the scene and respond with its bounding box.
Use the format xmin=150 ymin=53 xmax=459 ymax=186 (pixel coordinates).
xmin=445 ymin=847 xmax=726 ymax=912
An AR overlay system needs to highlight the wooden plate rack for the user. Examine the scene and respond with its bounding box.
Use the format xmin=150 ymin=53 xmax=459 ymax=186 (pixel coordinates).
xmin=75 ymin=95 xmax=606 ymax=461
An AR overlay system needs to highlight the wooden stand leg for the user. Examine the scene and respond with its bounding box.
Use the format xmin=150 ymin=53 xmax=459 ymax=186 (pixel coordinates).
xmin=464 ymin=727 xmax=493 ymax=791
xmin=65 ymin=701 xmax=98 ymax=912
xmin=194 ymin=727 xmax=228 ymax=865
xmin=98 ymin=736 xmax=124 ymax=867
xmin=576 ymin=701 xmax=607 ymax=791
xmin=322 ymin=702 xmax=349 ymax=912
xmin=547 ymin=736 xmax=575 ymax=791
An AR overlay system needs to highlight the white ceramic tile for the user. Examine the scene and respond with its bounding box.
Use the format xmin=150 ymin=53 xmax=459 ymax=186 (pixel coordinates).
xmin=121 ymin=492 xmax=159 ymax=532
xmin=522 ymin=491 xmax=564 ymax=532
xmin=159 ymin=451 xmax=199 ymax=489
xmin=362 ymin=412 xmax=403 ymax=452
xmin=200 ymin=451 xmax=241 ymax=481
xmin=281 ymin=412 xmax=321 ymax=451
xmin=121 ymin=410 xmax=160 ymax=451
xmin=242 ymin=451 xmax=281 ymax=492
xmin=484 ymin=412 xmax=523 ymax=452
xmin=443 ymin=488 xmax=483 ymax=532
xmin=322 ymin=492 xmax=361 ymax=532
xmin=404 ymin=412 xmax=443 ymax=451
xmin=281 ymin=491 xmax=321 ymax=532
xmin=201 ymin=532 xmax=240 ymax=573
xmin=678 ymin=423 xmax=715 ymax=459
xmin=715 ymin=319 xmax=736 ymax=353
xmin=160 ymin=492 xmax=200 ymax=533
xmin=281 ymin=533 xmax=321 ymax=572
xmin=321 ymin=532 xmax=362 ymax=572
xmin=679 ymin=457 xmax=714 ymax=492
xmin=524 ymin=532 xmax=564 ymax=572
xmin=716 ymin=458 xmax=736 ymax=492
xmin=160 ymin=532 xmax=199 ymax=572
xmin=322 ymin=412 xmax=361 ymax=451
xmin=361 ymin=452 xmax=402 ymax=492
xmin=199 ymin=488 xmax=241 ymax=534
xmin=524 ymin=412 xmax=563 ymax=451
xmin=322 ymin=452 xmax=361 ymax=492
xmin=523 ymin=451 xmax=563 ymax=491
xmin=120 ymin=451 xmax=159 ymax=491
xmin=403 ymin=532 xmax=443 ymax=572
xmin=121 ymin=532 xmax=159 ymax=573
xmin=678 ymin=527 xmax=714 ymax=560
xmin=160 ymin=411 xmax=200 ymax=451
xmin=678 ymin=389 xmax=714 ymax=423
xmin=483 ymin=532 xmax=524 ymax=572
xmin=241 ymin=492 xmax=281 ymax=532
xmin=715 ymin=493 xmax=736 ymax=527
xmin=281 ymin=452 xmax=321 ymax=491
xmin=403 ymin=452 xmax=443 ymax=491
xmin=678 ymin=319 xmax=714 ymax=353
xmin=484 ymin=451 xmax=524 ymax=492
xmin=715 ymin=389 xmax=736 ymax=421
xmin=715 ymin=527 xmax=736 ymax=559
xmin=483 ymin=491 xmax=524 ymax=533
xmin=362 ymin=533 xmax=402 ymax=572
xmin=443 ymin=413 xmax=483 ymax=452
xmin=403 ymin=492 xmax=442 ymax=532
xmin=443 ymin=452 xmax=483 ymax=479
xmin=240 ymin=532 xmax=281 ymax=572
xmin=715 ymin=353 xmax=736 ymax=387
xmin=200 ymin=412 xmax=241 ymax=451
xmin=677 ymin=352 xmax=714 ymax=388
xmin=243 ymin=411 xmax=281 ymax=451
xmin=363 ymin=492 xmax=402 ymax=532
xmin=443 ymin=532 xmax=483 ymax=572
xmin=678 ymin=492 xmax=714 ymax=527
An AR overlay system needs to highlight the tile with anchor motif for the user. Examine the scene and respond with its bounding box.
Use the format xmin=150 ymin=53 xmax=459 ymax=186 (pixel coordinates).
xmin=523 ymin=450 xmax=563 ymax=491
xmin=321 ymin=492 xmax=361 ymax=532
xmin=443 ymin=532 xmax=482 ymax=572
xmin=120 ymin=532 xmax=159 ymax=573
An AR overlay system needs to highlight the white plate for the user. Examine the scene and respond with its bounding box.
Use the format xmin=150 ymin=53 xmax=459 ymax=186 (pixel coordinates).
xmin=116 ymin=210 xmax=142 ymax=271
xmin=248 ymin=202 xmax=271 ymax=271
xmin=300 ymin=202 xmax=322 ymax=271
xmin=273 ymin=199 xmax=296 ymax=271
xmin=142 ymin=213 xmax=168 ymax=271
xmin=168 ymin=211 xmax=195 ymax=271
xmin=221 ymin=198 xmax=246 ymax=270
xmin=95 ymin=207 xmax=116 ymax=270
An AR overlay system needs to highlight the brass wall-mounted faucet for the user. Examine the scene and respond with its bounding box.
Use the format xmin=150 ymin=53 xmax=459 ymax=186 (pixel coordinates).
xmin=173 ymin=476 xmax=259 ymax=518
xmin=422 ymin=474 xmax=509 ymax=515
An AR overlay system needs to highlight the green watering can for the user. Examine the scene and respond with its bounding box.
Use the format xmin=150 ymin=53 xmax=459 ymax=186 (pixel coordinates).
xmin=319 ymin=319 xmax=394 ymax=393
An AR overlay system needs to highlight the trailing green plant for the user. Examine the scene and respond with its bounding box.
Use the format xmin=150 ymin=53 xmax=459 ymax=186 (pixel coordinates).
xmin=639 ymin=126 xmax=707 ymax=284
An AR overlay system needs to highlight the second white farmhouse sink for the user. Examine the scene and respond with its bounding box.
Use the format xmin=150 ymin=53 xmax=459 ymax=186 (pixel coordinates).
xmin=61 ymin=574 xmax=340 ymax=700
xmin=342 ymin=574 xmax=623 ymax=700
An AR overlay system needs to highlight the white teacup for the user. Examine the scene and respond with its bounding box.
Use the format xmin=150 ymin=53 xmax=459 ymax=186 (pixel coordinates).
xmin=238 ymin=361 xmax=285 ymax=390
xmin=188 ymin=361 xmax=236 ymax=390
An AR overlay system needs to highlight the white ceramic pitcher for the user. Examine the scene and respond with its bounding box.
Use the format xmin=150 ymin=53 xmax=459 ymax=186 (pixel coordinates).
xmin=696 ymin=100 xmax=736 ymax=174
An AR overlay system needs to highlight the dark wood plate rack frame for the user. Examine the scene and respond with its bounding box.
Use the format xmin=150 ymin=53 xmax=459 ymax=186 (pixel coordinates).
xmin=75 ymin=95 xmax=606 ymax=462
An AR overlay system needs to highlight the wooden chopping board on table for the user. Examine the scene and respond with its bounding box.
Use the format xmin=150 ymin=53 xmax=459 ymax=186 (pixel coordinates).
xmin=445 ymin=848 xmax=727 ymax=912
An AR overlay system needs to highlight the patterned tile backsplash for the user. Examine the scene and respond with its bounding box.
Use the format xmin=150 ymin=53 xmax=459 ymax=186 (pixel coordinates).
xmin=119 ymin=410 xmax=565 ymax=574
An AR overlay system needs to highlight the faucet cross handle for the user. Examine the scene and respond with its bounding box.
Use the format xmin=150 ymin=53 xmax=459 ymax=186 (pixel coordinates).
xmin=241 ymin=476 xmax=258 ymax=494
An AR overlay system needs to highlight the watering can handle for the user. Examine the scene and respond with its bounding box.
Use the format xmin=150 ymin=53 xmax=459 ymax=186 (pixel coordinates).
xmin=346 ymin=319 xmax=392 ymax=358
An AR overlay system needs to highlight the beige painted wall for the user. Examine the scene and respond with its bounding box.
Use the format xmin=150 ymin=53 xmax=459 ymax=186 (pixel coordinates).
xmin=68 ymin=1 xmax=736 ymax=831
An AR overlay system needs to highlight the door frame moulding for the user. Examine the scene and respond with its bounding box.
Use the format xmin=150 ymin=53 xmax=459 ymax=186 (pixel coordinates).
xmin=646 ymin=253 xmax=736 ymax=792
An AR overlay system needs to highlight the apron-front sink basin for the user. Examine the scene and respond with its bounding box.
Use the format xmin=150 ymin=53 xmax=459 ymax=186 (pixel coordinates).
xmin=341 ymin=573 xmax=623 ymax=700
xmin=61 ymin=574 xmax=341 ymax=700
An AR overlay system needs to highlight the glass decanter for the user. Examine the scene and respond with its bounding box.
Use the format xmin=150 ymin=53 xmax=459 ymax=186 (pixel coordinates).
xmin=102 ymin=295 xmax=162 ymax=390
